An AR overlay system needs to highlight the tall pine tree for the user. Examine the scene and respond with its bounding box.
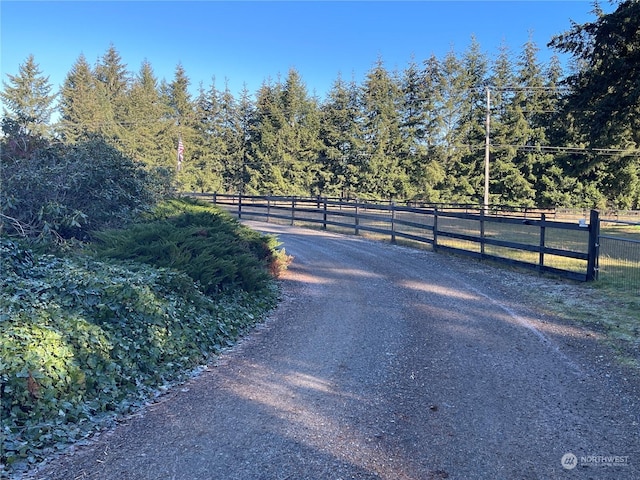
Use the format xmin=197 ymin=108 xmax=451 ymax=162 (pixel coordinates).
xmin=247 ymin=78 xmax=286 ymax=194
xmin=399 ymin=58 xmax=443 ymax=201
xmin=58 ymin=54 xmax=101 ymax=142
xmin=488 ymin=43 xmax=528 ymax=206
xmin=227 ymin=85 xmax=255 ymax=193
xmin=319 ymin=74 xmax=365 ymax=198
xmin=550 ymin=0 xmax=640 ymax=208
xmin=1 ymin=54 xmax=56 ymax=138
xmin=93 ymin=45 xmax=130 ymax=142
xmin=436 ymin=45 xmax=485 ymax=203
xmin=280 ymin=68 xmax=322 ymax=195
xmin=120 ymin=60 xmax=168 ymax=166
xmin=165 ymin=63 xmax=196 ymax=180
xmin=360 ymin=59 xmax=408 ymax=199
xmin=455 ymin=38 xmax=489 ymax=203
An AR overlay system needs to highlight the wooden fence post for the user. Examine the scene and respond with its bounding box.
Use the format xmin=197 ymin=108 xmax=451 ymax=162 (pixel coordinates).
xmin=433 ymin=208 xmax=438 ymax=252
xmin=238 ymin=193 xmax=242 ymax=219
xmin=323 ymin=197 xmax=327 ymax=230
xmin=480 ymin=209 xmax=486 ymax=257
xmin=355 ymin=200 xmax=360 ymax=235
xmin=291 ymin=197 xmax=296 ymax=226
xmin=539 ymin=213 xmax=546 ymax=272
xmin=391 ymin=202 xmax=396 ymax=244
xmin=266 ymin=195 xmax=271 ymax=223
xmin=586 ymin=209 xmax=600 ymax=281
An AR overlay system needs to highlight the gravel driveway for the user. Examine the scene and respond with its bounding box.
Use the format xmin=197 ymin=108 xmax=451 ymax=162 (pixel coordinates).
xmin=28 ymin=222 xmax=639 ymax=479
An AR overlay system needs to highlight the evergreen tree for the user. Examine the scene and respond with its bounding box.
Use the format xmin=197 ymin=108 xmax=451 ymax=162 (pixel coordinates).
xmin=247 ymin=78 xmax=286 ymax=194
xmin=421 ymin=55 xmax=444 ymax=150
xmin=550 ymin=0 xmax=640 ymax=208
xmin=211 ymin=81 xmax=244 ymax=194
xmin=488 ymin=43 xmax=528 ymax=206
xmin=534 ymin=54 xmax=578 ymax=207
xmin=58 ymin=54 xmax=102 ymax=142
xmin=165 ymin=63 xmax=196 ymax=181
xmin=280 ymin=68 xmax=322 ymax=195
xmin=550 ymin=0 xmax=640 ymax=148
xmin=399 ymin=58 xmax=443 ymax=201
xmin=360 ymin=59 xmax=407 ymax=199
xmin=94 ymin=45 xmax=129 ymax=106
xmin=512 ymin=37 xmax=550 ymax=206
xmin=187 ymin=79 xmax=225 ymax=192
xmin=1 ymin=54 xmax=56 ymax=137
xmin=436 ymin=45 xmax=484 ymax=203
xmin=167 ymin=63 xmax=194 ymax=122
xmin=120 ymin=60 xmax=169 ymax=166
xmin=455 ymin=38 xmax=490 ymax=203
xmin=93 ymin=45 xmax=130 ymax=142
xmin=319 ymin=74 xmax=364 ymax=198
xmin=228 ymin=85 xmax=255 ymax=194
xmin=489 ymin=40 xmax=540 ymax=206
xmin=248 ymin=69 xmax=320 ymax=195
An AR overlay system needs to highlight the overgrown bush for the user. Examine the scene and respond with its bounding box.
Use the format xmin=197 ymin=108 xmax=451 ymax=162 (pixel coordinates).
xmin=94 ymin=197 xmax=290 ymax=295
xmin=0 ymin=238 xmax=278 ymax=473
xmin=0 ymin=130 xmax=173 ymax=242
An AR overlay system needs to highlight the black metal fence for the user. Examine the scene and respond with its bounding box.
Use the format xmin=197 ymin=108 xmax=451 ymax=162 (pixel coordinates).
xmin=597 ymin=219 xmax=640 ymax=293
xmin=193 ymin=193 xmax=602 ymax=283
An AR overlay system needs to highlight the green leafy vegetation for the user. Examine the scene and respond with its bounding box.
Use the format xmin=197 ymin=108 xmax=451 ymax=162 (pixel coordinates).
xmin=0 ymin=225 xmax=280 ymax=473
xmin=0 ymin=142 xmax=284 ymax=476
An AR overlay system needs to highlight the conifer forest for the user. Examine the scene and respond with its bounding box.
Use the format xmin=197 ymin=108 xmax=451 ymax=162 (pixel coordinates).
xmin=2 ymin=1 xmax=639 ymax=210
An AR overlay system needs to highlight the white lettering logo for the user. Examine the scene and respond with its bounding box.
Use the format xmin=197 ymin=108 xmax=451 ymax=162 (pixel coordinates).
xmin=562 ymin=453 xmax=578 ymax=470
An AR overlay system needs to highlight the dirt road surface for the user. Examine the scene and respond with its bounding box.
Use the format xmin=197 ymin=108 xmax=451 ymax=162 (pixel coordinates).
xmin=28 ymin=222 xmax=639 ymax=480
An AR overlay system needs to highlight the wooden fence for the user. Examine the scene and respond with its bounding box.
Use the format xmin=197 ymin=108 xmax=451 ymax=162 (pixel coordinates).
xmin=193 ymin=193 xmax=600 ymax=283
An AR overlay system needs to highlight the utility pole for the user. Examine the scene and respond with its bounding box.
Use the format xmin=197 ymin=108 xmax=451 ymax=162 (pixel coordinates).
xmin=483 ymin=87 xmax=490 ymax=213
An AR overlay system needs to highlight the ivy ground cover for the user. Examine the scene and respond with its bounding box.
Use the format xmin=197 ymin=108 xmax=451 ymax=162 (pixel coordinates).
xmin=0 ymin=200 xmax=281 ymax=476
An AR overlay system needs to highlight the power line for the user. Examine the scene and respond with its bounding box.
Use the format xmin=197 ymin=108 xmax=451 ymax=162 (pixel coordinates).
xmin=446 ymin=142 xmax=640 ymax=157
xmin=496 ymin=144 xmax=640 ymax=157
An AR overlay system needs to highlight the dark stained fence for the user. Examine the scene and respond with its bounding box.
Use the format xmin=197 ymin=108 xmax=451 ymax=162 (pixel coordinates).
xmin=192 ymin=193 xmax=600 ymax=283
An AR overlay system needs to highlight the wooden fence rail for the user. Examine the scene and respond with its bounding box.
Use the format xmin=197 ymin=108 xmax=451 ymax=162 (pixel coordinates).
xmin=192 ymin=193 xmax=600 ymax=283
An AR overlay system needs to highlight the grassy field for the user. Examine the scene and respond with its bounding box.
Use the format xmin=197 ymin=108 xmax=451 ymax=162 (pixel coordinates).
xmin=597 ymin=223 xmax=640 ymax=293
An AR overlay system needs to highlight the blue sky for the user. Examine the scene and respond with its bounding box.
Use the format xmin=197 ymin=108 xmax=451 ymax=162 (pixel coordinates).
xmin=1 ymin=1 xmax=604 ymax=102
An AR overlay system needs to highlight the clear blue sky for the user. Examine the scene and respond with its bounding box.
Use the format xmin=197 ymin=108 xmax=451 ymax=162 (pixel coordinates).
xmin=1 ymin=1 xmax=604 ymax=102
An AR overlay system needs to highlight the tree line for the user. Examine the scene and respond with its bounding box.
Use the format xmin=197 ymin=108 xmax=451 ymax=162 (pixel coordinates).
xmin=2 ymin=1 xmax=639 ymax=209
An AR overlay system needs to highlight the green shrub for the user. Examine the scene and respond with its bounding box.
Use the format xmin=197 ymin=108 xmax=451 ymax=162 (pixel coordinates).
xmin=0 ymin=238 xmax=278 ymax=472
xmin=93 ymin=197 xmax=285 ymax=295
xmin=0 ymin=197 xmax=287 ymax=474
xmin=0 ymin=134 xmax=173 ymax=242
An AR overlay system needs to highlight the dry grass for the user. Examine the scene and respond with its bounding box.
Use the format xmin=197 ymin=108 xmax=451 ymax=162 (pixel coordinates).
xmin=497 ymin=268 xmax=640 ymax=368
